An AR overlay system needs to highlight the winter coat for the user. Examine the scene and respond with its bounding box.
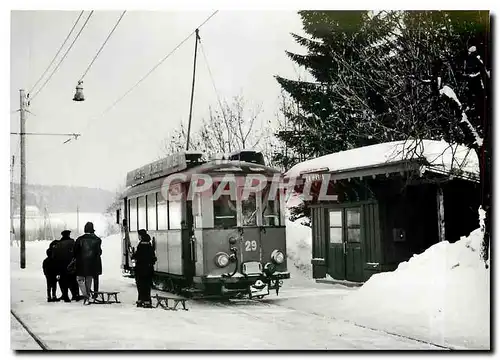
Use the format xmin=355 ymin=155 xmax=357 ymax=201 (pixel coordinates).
xmin=42 ymin=257 xmax=57 ymax=277
xmin=74 ymin=233 xmax=102 ymax=276
xmin=52 ymin=235 xmax=75 ymax=270
xmin=131 ymin=241 xmax=157 ymax=276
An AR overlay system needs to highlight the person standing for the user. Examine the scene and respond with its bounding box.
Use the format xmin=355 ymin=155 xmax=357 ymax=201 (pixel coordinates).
xmin=52 ymin=230 xmax=80 ymax=302
xmin=42 ymin=249 xmax=59 ymax=302
xmin=73 ymin=222 xmax=102 ymax=305
xmin=132 ymin=229 xmax=157 ymax=308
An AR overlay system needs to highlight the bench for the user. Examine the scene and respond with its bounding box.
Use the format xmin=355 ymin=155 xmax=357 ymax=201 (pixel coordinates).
xmin=89 ymin=291 xmax=121 ymax=304
xmin=153 ymin=294 xmax=188 ymax=311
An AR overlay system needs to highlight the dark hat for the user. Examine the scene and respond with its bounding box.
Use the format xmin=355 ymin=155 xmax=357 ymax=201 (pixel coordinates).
xmin=84 ymin=222 xmax=95 ymax=233
xmin=138 ymin=229 xmax=150 ymax=242
xmin=61 ymin=230 xmax=71 ymax=237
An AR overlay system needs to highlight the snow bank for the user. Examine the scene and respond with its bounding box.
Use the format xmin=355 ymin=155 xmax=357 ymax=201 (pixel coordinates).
xmin=340 ymin=227 xmax=490 ymax=349
xmin=285 ymin=140 xmax=478 ymax=179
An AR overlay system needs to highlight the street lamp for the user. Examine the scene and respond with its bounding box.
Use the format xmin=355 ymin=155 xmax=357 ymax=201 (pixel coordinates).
xmin=73 ymin=80 xmax=85 ymax=101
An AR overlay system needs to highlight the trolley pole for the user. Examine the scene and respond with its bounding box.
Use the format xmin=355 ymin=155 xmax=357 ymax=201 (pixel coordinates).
xmin=186 ymin=28 xmax=200 ymax=151
xmin=19 ymin=89 xmax=27 ymax=269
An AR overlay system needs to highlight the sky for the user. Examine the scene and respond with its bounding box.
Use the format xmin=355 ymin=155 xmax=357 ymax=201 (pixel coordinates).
xmin=10 ymin=10 xmax=306 ymax=191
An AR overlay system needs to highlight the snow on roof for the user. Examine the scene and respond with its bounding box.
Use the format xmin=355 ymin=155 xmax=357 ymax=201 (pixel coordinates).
xmin=285 ymin=140 xmax=479 ymax=179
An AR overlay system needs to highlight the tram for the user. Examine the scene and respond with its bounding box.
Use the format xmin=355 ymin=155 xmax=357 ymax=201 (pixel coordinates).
xmin=117 ymin=150 xmax=290 ymax=298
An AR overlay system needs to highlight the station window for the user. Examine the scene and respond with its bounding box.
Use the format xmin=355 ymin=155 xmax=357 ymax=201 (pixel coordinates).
xmin=147 ymin=193 xmax=157 ymax=231
xmin=213 ymin=195 xmax=237 ymax=228
xmin=129 ymin=198 xmax=137 ymax=231
xmin=138 ymin=196 xmax=147 ymax=230
xmin=157 ymin=193 xmax=168 ymax=230
xmin=329 ymin=210 xmax=342 ymax=244
xmin=169 ymin=200 xmax=182 ymax=230
xmin=346 ymin=208 xmax=361 ymax=243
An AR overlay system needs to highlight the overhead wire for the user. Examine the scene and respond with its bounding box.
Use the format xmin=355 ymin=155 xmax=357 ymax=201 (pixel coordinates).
xmin=30 ymin=11 xmax=94 ymax=102
xmin=65 ymin=10 xmax=219 ymax=144
xmin=198 ymin=39 xmax=230 ymax=128
xmin=28 ymin=11 xmax=85 ymax=95
xmin=79 ymin=10 xmax=127 ymax=81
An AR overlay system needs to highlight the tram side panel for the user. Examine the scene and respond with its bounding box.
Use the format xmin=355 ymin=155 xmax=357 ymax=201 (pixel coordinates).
xmin=167 ymin=230 xmax=183 ymax=275
xmin=154 ymin=232 xmax=169 ymax=273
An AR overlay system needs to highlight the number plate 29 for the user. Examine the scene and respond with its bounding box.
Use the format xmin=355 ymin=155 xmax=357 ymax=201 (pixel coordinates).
xmin=244 ymin=240 xmax=257 ymax=252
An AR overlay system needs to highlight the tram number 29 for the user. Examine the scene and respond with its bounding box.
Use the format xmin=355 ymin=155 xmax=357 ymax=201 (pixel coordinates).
xmin=245 ymin=240 xmax=257 ymax=252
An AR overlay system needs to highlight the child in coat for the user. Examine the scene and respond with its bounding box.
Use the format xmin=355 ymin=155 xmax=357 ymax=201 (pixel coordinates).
xmin=42 ymin=249 xmax=59 ymax=302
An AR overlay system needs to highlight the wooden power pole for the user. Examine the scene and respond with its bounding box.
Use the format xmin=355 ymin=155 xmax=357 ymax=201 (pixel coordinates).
xmin=19 ymin=89 xmax=27 ymax=269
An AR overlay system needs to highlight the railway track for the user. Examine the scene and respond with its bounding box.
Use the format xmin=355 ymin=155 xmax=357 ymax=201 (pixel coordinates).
xmin=11 ymin=309 xmax=49 ymax=350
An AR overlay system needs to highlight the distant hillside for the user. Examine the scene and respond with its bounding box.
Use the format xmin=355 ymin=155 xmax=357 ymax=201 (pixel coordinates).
xmin=11 ymin=183 xmax=116 ymax=214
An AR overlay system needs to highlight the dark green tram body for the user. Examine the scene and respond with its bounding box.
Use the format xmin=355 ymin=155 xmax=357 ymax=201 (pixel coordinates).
xmin=118 ymin=152 xmax=290 ymax=298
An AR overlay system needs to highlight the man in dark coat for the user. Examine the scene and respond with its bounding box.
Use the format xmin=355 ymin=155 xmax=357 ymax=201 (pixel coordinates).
xmin=52 ymin=230 xmax=80 ymax=302
xmin=132 ymin=229 xmax=157 ymax=308
xmin=74 ymin=222 xmax=102 ymax=304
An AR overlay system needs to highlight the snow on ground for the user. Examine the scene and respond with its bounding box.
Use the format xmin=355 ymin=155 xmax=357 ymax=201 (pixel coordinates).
xmin=282 ymin=225 xmax=490 ymax=350
xmin=11 ymin=232 xmax=441 ymax=350
xmin=334 ymin=228 xmax=490 ymax=349
xmin=285 ymin=139 xmax=478 ymax=179
xmin=282 ymin=193 xmax=489 ymax=350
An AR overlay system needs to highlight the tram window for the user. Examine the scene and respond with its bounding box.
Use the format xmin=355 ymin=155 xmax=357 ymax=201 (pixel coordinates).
xmin=169 ymin=200 xmax=182 ymax=230
xmin=193 ymin=193 xmax=203 ymax=228
xmin=213 ymin=195 xmax=237 ymax=228
xmin=147 ymin=193 xmax=157 ymax=231
xmin=138 ymin=196 xmax=147 ymax=230
xmin=263 ymin=199 xmax=280 ymax=226
xmin=157 ymin=193 xmax=168 ymax=230
xmin=241 ymin=192 xmax=257 ymax=226
xmin=129 ymin=198 xmax=137 ymax=231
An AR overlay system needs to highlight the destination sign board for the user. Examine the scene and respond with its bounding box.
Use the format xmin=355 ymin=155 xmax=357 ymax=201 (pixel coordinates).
xmin=126 ymin=152 xmax=204 ymax=187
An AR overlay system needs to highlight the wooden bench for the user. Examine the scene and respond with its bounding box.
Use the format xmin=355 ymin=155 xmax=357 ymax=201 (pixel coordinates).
xmin=152 ymin=294 xmax=188 ymax=311
xmin=89 ymin=291 xmax=121 ymax=304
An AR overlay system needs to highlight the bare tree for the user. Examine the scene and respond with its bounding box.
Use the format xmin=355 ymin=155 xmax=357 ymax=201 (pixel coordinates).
xmin=162 ymin=95 xmax=274 ymax=161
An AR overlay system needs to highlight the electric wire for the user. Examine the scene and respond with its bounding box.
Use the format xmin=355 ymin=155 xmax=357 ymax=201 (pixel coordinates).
xmin=30 ymin=11 xmax=94 ymax=102
xmin=28 ymin=11 xmax=85 ymax=95
xmin=79 ymin=10 xmax=127 ymax=81
xmin=65 ymin=10 xmax=219 ymax=144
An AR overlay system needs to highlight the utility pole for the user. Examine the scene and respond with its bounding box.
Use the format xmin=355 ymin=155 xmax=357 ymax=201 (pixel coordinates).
xmin=10 ymin=155 xmax=15 ymax=242
xmin=186 ymin=29 xmax=200 ymax=151
xmin=19 ymin=89 xmax=27 ymax=269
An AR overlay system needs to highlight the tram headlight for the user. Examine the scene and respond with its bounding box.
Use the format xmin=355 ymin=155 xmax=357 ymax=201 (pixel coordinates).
xmin=264 ymin=262 xmax=276 ymax=275
xmin=271 ymin=250 xmax=285 ymax=265
xmin=215 ymin=252 xmax=230 ymax=268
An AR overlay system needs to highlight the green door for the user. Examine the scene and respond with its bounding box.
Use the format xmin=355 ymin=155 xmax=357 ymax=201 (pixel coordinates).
xmin=327 ymin=207 xmax=364 ymax=282
xmin=327 ymin=210 xmax=346 ymax=280
xmin=344 ymin=208 xmax=364 ymax=282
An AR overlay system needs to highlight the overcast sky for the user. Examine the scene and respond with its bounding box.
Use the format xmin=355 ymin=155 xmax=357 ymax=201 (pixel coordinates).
xmin=10 ymin=10 xmax=306 ymax=191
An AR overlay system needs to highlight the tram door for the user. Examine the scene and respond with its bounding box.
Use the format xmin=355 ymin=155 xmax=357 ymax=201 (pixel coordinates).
xmin=182 ymin=200 xmax=196 ymax=280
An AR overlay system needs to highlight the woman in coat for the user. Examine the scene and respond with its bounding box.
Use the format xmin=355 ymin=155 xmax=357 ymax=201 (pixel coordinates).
xmin=132 ymin=229 xmax=157 ymax=308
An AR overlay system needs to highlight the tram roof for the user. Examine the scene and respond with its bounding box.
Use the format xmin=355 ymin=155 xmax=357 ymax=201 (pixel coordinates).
xmin=124 ymin=159 xmax=282 ymax=198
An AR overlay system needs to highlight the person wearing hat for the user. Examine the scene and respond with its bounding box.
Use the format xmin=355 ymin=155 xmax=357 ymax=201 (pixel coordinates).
xmin=74 ymin=222 xmax=102 ymax=305
xmin=53 ymin=230 xmax=80 ymax=302
xmin=131 ymin=229 xmax=157 ymax=308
